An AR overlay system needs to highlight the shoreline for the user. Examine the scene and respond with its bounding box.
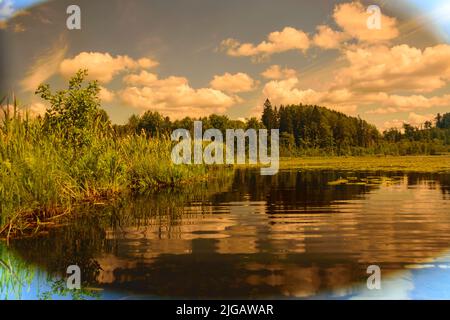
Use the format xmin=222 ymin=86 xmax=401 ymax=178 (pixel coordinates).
xmin=0 ymin=169 xmax=227 ymax=242
xmin=2 ymin=155 xmax=450 ymax=241
xmin=279 ymin=155 xmax=450 ymax=173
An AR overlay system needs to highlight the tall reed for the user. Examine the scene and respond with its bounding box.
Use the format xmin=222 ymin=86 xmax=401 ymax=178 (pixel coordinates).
xmin=0 ymin=98 xmax=218 ymax=240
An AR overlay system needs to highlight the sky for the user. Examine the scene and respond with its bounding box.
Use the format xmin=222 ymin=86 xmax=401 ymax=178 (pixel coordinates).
xmin=1 ymin=0 xmax=450 ymax=130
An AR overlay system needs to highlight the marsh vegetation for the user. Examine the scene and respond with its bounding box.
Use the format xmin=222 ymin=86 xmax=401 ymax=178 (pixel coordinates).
xmin=0 ymin=71 xmax=220 ymax=240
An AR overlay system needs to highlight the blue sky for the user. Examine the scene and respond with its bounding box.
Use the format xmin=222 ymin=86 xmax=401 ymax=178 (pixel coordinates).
xmin=407 ymin=0 xmax=450 ymax=40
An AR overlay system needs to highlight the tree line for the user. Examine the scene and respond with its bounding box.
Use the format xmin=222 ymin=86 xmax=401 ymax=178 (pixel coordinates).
xmin=113 ymin=99 xmax=450 ymax=156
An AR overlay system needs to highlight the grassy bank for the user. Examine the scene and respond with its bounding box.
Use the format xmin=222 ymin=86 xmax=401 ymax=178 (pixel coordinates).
xmin=0 ymin=107 xmax=221 ymax=240
xmin=280 ymin=155 xmax=450 ymax=173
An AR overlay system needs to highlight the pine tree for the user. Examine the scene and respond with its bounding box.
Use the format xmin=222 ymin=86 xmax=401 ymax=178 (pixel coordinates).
xmin=262 ymin=99 xmax=277 ymax=130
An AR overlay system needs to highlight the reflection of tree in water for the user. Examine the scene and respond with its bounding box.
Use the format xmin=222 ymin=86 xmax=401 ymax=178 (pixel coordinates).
xmin=406 ymin=172 xmax=450 ymax=198
xmin=9 ymin=207 xmax=108 ymax=285
xmin=0 ymin=244 xmax=34 ymax=299
xmin=8 ymin=175 xmax=234 ymax=291
xmin=1 ymin=243 xmax=100 ymax=300
xmin=215 ymin=170 xmax=383 ymax=213
xmin=6 ymin=170 xmax=450 ymax=299
xmin=437 ymin=174 xmax=450 ymax=198
xmin=38 ymin=279 xmax=101 ymax=300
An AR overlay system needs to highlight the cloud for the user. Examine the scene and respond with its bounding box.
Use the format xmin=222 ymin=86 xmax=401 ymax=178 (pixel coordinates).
xmin=408 ymin=112 xmax=435 ymax=125
xmin=137 ymin=58 xmax=159 ymax=69
xmin=383 ymin=113 xmax=435 ymax=130
xmin=313 ymin=25 xmax=348 ymax=49
xmin=307 ymin=41 xmax=450 ymax=116
xmin=333 ymin=1 xmax=399 ymax=43
xmin=367 ymin=93 xmax=450 ymax=114
xmin=99 ymin=86 xmax=115 ymax=103
xmin=261 ymin=65 xmax=297 ymax=80
xmin=222 ymin=3 xmax=448 ymax=119
xmin=123 ymin=71 xmax=159 ymax=86
xmin=220 ymin=27 xmax=310 ymax=59
xmin=220 ymin=2 xmax=399 ymax=59
xmin=261 ymin=76 xmax=357 ymax=114
xmin=0 ymin=101 xmax=48 ymax=118
xmin=20 ymin=38 xmax=68 ymax=92
xmin=27 ymin=102 xmax=48 ymax=116
xmin=123 ymin=70 xmax=187 ymax=87
xmin=252 ymin=40 xmax=450 ymax=119
xmin=120 ymin=71 xmax=240 ymax=119
xmin=0 ymin=0 xmax=15 ymax=20
xmin=334 ymin=44 xmax=450 ymax=94
xmin=366 ymin=107 xmax=398 ymax=115
xmin=210 ymin=72 xmax=256 ymax=93
xmin=60 ymin=52 xmax=159 ymax=84
xmin=384 ymin=94 xmax=450 ymax=110
xmin=382 ymin=119 xmax=405 ymax=130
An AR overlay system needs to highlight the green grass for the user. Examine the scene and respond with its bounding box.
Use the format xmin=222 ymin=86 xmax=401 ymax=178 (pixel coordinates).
xmin=280 ymin=155 xmax=450 ymax=173
xmin=0 ymin=105 xmax=225 ymax=240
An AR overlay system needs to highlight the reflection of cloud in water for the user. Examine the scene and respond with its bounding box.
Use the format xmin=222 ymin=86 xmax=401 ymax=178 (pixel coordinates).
xmin=72 ymin=173 xmax=450 ymax=298
xmin=350 ymin=272 xmax=415 ymax=300
xmin=7 ymin=171 xmax=450 ymax=299
xmin=346 ymin=250 xmax=450 ymax=299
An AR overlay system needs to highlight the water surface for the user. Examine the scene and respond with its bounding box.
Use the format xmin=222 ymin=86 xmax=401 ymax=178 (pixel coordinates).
xmin=2 ymin=169 xmax=450 ymax=299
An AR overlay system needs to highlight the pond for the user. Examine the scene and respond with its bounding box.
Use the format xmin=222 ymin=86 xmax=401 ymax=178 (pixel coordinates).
xmin=1 ymin=169 xmax=450 ymax=300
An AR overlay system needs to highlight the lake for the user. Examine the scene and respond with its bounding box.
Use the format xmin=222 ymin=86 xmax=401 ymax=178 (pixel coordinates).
xmin=1 ymin=169 xmax=450 ymax=300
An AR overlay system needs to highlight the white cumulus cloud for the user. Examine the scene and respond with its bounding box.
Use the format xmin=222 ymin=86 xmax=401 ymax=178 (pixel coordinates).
xmin=60 ymin=52 xmax=159 ymax=84
xmin=120 ymin=71 xmax=240 ymax=119
xmin=210 ymin=72 xmax=256 ymax=93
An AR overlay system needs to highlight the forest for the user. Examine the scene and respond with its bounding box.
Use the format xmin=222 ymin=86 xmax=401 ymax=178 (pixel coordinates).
xmin=114 ymin=99 xmax=450 ymax=156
